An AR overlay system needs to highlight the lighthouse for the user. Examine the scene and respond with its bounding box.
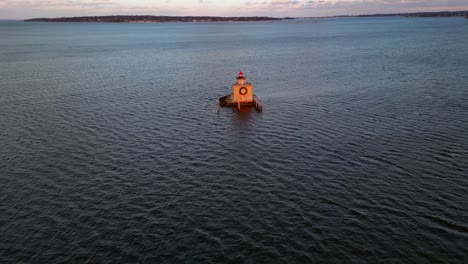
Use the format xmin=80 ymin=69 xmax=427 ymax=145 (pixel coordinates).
xmin=218 ymin=71 xmax=262 ymax=111
xmin=231 ymin=71 xmax=253 ymax=104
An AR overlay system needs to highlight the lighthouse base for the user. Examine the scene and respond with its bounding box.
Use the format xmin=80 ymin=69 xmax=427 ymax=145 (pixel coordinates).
xmin=219 ymin=94 xmax=263 ymax=111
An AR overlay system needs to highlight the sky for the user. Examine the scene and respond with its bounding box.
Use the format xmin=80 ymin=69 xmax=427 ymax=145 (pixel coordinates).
xmin=0 ymin=0 xmax=467 ymax=19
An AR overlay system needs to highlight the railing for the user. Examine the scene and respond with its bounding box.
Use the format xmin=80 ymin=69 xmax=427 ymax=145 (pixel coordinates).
xmin=253 ymin=95 xmax=263 ymax=111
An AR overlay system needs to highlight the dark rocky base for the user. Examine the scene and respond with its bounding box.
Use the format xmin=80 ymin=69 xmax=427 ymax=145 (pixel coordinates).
xmin=219 ymin=94 xmax=262 ymax=111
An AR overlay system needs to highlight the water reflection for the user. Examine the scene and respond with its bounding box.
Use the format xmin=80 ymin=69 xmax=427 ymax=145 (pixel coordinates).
xmin=231 ymin=107 xmax=257 ymax=129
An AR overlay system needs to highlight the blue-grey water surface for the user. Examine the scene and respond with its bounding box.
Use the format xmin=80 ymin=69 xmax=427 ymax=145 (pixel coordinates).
xmin=1 ymin=17 xmax=468 ymax=263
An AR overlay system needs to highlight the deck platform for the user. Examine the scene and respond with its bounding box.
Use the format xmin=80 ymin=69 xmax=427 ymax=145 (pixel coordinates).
xmin=219 ymin=94 xmax=263 ymax=111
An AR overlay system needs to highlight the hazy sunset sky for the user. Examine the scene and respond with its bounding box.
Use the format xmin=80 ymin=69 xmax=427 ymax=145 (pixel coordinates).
xmin=0 ymin=0 xmax=467 ymax=19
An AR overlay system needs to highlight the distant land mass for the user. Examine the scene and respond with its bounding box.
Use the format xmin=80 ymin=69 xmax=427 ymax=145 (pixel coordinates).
xmin=24 ymin=15 xmax=285 ymax=23
xmin=22 ymin=11 xmax=468 ymax=23
xmin=330 ymin=10 xmax=468 ymax=18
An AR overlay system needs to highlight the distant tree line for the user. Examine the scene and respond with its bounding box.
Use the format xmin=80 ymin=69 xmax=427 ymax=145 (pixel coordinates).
xmin=334 ymin=11 xmax=468 ymax=18
xmin=24 ymin=16 xmax=284 ymax=23
xmin=24 ymin=12 xmax=468 ymax=22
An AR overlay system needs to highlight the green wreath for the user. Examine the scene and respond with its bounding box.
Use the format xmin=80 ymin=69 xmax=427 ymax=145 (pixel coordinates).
xmin=239 ymin=87 xmax=248 ymax=95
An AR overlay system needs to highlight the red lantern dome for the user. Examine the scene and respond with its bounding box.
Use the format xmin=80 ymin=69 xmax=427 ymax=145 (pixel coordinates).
xmin=237 ymin=71 xmax=245 ymax=80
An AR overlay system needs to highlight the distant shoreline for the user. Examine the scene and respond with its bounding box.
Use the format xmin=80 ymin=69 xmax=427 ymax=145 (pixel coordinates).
xmin=24 ymin=16 xmax=288 ymax=23
xmin=20 ymin=11 xmax=468 ymax=23
xmin=327 ymin=10 xmax=467 ymax=18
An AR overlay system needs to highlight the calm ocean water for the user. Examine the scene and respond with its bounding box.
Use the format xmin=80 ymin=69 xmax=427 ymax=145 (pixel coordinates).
xmin=1 ymin=17 xmax=468 ymax=263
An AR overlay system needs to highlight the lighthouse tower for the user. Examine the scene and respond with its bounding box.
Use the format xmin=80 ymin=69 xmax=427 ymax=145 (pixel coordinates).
xmin=231 ymin=71 xmax=253 ymax=104
xmin=218 ymin=71 xmax=262 ymax=111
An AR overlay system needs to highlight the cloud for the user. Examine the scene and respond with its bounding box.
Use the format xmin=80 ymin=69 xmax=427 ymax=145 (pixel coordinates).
xmin=245 ymin=1 xmax=269 ymax=6
xmin=271 ymin=0 xmax=301 ymax=5
xmin=0 ymin=0 xmax=118 ymax=10
xmin=297 ymin=0 xmax=468 ymax=13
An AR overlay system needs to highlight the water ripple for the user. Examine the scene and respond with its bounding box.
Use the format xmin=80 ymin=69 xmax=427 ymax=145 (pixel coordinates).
xmin=2 ymin=18 xmax=468 ymax=263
